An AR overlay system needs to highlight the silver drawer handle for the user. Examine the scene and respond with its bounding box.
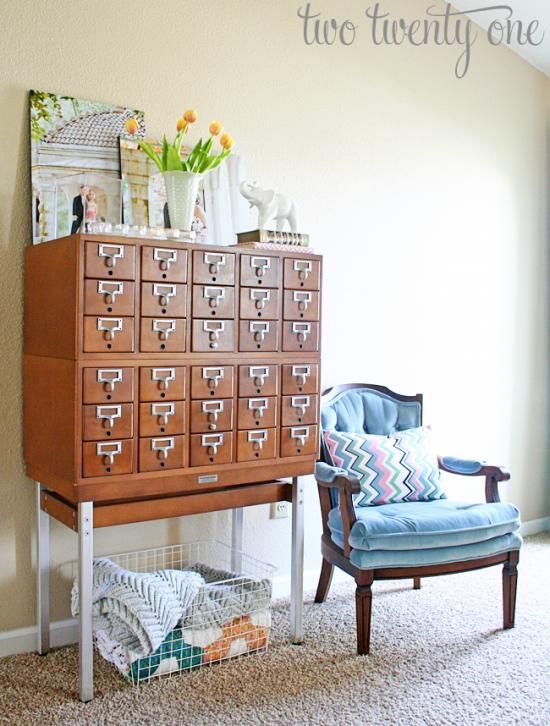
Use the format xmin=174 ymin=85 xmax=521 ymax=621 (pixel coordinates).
xmin=153 ymin=319 xmax=176 ymax=341
xmin=97 ymin=369 xmax=122 ymax=392
xmin=153 ymin=284 xmax=177 ymax=306
xmin=204 ymin=252 xmax=225 ymax=274
xmin=202 ymin=400 xmax=224 ymax=429
xmin=152 ymin=403 xmax=175 ymax=426
xmin=250 ymin=321 xmax=269 ymax=343
xmin=292 ymin=322 xmax=311 ymax=343
xmin=154 ymin=247 xmax=178 ymax=271
xmin=98 ymin=244 xmax=124 ymax=268
xmin=97 ymin=281 xmax=124 ymax=304
xmin=291 ymin=427 xmax=310 ymax=448
xmin=248 ymin=398 xmax=268 ymax=419
xmin=151 ymin=437 xmax=174 ymax=460
xmin=96 ymin=405 xmax=121 ymax=429
xmin=152 ymin=368 xmax=175 ymax=390
xmin=291 ymin=365 xmax=311 ymax=386
xmin=203 ymin=321 xmax=225 ymax=349
xmin=250 ymin=289 xmax=271 ymax=310
xmin=248 ymin=429 xmax=268 ymax=451
xmin=202 ymin=367 xmax=224 ymax=389
xmin=291 ymin=396 xmax=310 ymax=416
xmin=201 ymin=433 xmax=223 ymax=456
xmin=249 ymin=366 xmax=269 ymax=387
xmin=204 ymin=287 xmax=226 ymax=309
xmin=293 ymin=259 xmax=312 ymax=280
xmin=97 ymin=318 xmax=122 ymax=341
xmin=97 ymin=441 xmax=122 ymax=466
xmin=293 ymin=291 xmax=312 ymax=311
xmin=251 ymin=256 xmax=270 ymax=277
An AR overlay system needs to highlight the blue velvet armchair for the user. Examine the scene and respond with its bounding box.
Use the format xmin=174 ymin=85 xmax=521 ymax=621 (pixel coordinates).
xmin=315 ymin=383 xmax=522 ymax=655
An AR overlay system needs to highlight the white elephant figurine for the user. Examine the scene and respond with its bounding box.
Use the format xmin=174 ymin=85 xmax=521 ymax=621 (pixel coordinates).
xmin=239 ymin=181 xmax=299 ymax=232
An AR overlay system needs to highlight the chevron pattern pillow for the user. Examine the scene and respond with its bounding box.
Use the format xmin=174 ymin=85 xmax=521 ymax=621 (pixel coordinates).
xmin=323 ymin=426 xmax=446 ymax=507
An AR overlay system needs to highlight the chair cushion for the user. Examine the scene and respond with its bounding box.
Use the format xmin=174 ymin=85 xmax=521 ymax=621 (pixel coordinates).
xmin=324 ymin=426 xmax=446 ymax=506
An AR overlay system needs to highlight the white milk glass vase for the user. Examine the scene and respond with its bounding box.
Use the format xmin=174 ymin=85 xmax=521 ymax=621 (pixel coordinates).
xmin=163 ymin=171 xmax=202 ymax=232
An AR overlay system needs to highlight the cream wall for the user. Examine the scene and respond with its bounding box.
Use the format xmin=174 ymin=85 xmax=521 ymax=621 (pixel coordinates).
xmin=0 ymin=0 xmax=549 ymax=635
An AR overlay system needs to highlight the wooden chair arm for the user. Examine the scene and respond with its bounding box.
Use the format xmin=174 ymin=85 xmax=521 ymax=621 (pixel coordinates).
xmin=315 ymin=472 xmax=361 ymax=558
xmin=437 ymin=456 xmax=510 ymax=504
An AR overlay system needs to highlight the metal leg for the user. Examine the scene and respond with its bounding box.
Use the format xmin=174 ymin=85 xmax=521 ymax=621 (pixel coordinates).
xmin=231 ymin=507 xmax=243 ymax=572
xmin=36 ymin=482 xmax=50 ymax=655
xmin=290 ymin=476 xmax=304 ymax=644
xmin=78 ymin=501 xmax=94 ymax=703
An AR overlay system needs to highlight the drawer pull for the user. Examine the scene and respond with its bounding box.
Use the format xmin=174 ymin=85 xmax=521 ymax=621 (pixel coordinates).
xmin=250 ymin=289 xmax=270 ymax=310
xmin=293 ymin=291 xmax=312 ymax=311
xmin=153 ymin=284 xmax=177 ymax=306
xmin=153 ymin=319 xmax=176 ymax=341
xmin=154 ymin=248 xmax=178 ymax=271
xmin=151 ymin=402 xmax=175 ymax=426
xmin=98 ymin=244 xmax=124 ymax=268
xmin=96 ymin=405 xmax=122 ymax=429
xmin=97 ymin=317 xmax=122 ymax=341
xmin=248 ymin=398 xmax=268 ymax=419
xmin=249 ymin=366 xmax=269 ymax=387
xmin=203 ymin=287 xmax=226 ymax=309
xmin=291 ymin=396 xmax=311 ymax=416
xmin=293 ymin=259 xmax=312 ymax=281
xmin=291 ymin=365 xmax=311 ymax=386
xmin=251 ymin=256 xmax=270 ymax=278
xmin=291 ymin=427 xmax=310 ymax=448
xmin=202 ymin=367 xmax=224 ymax=389
xmin=97 ymin=369 xmax=122 ymax=393
xmin=201 ymin=433 xmax=223 ymax=456
xmin=292 ymin=322 xmax=311 ymax=343
xmin=250 ymin=321 xmax=269 ymax=343
xmin=151 ymin=437 xmax=174 ymax=460
xmin=201 ymin=400 xmax=224 ymax=430
xmin=97 ymin=441 xmax=122 ymax=466
xmin=152 ymin=368 xmax=175 ymax=390
xmin=248 ymin=430 xmax=267 ymax=451
xmin=203 ymin=252 xmax=225 ymax=274
xmin=203 ymin=321 xmax=225 ymax=349
xmin=97 ymin=281 xmax=124 ymax=304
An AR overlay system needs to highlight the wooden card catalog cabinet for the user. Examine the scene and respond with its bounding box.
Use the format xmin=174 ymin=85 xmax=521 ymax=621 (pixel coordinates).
xmin=23 ymin=234 xmax=322 ymax=507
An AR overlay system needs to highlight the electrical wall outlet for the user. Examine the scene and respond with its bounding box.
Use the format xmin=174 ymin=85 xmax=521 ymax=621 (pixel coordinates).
xmin=270 ymin=501 xmax=290 ymax=519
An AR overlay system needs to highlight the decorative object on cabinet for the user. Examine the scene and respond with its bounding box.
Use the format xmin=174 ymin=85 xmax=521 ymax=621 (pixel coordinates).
xmin=315 ymin=383 xmax=522 ymax=656
xmin=237 ymin=229 xmax=310 ymax=247
xmin=239 ymin=182 xmax=299 ymax=233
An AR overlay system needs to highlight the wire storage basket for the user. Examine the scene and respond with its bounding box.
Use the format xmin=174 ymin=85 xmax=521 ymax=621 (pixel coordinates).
xmin=92 ymin=540 xmax=275 ymax=684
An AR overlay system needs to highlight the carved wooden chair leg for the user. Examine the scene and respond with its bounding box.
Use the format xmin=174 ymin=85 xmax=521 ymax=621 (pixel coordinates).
xmin=503 ymin=550 xmax=519 ymax=629
xmin=413 ymin=577 xmax=421 ymax=589
xmin=315 ymin=558 xmax=335 ymax=603
xmin=355 ymin=573 xmax=374 ymax=655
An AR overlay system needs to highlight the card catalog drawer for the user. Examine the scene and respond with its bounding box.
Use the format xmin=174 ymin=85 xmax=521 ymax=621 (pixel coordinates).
xmin=189 ymin=432 xmax=233 ymax=467
xmin=283 ymin=258 xmax=320 ymax=290
xmin=281 ymin=394 xmax=318 ymax=427
xmin=82 ymin=439 xmax=133 ymax=478
xmin=192 ymin=285 xmax=235 ymax=319
xmin=85 ymin=241 xmax=135 ymax=280
xmin=82 ymin=403 xmax=133 ymax=441
xmin=237 ymin=429 xmax=276 ymax=463
xmin=238 ymin=321 xmax=278 ymax=352
xmin=190 ymin=366 xmax=234 ymax=399
xmin=281 ymin=364 xmax=319 ymax=395
xmin=239 ymin=287 xmax=279 ymax=320
xmin=140 ymin=318 xmax=186 ymax=353
xmin=238 ymin=365 xmax=278 ymax=397
xmin=240 ymin=255 xmax=279 ymax=287
xmin=141 ymin=246 xmax=187 ymax=283
xmin=237 ymin=397 xmax=277 ymax=430
xmin=191 ymin=319 xmax=234 ymax=352
xmin=83 ymin=316 xmax=134 ymax=353
xmin=193 ymin=250 xmax=235 ymax=285
xmin=139 ymin=366 xmax=185 ymax=401
xmin=139 ymin=401 xmax=185 ymax=437
xmin=280 ymin=425 xmax=318 ymax=457
xmin=190 ymin=399 xmax=233 ymax=434
xmin=139 ymin=435 xmax=184 ymax=472
xmin=83 ymin=367 xmax=134 ymax=404
xmin=141 ymin=282 xmax=187 ymax=318
xmin=283 ymin=289 xmax=319 ymax=322
xmin=282 ymin=321 xmax=319 ymax=352
xmin=84 ymin=279 xmax=135 ymax=317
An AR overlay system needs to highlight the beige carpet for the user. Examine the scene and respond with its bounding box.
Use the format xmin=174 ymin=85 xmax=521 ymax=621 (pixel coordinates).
xmin=0 ymin=532 xmax=548 ymax=726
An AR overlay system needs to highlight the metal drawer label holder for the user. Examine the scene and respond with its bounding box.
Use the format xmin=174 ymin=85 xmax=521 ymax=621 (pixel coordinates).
xmin=152 ymin=368 xmax=175 ymax=390
xmin=96 ymin=441 xmax=122 ymax=466
xmin=154 ymin=248 xmax=178 ymax=271
xmin=202 ymin=367 xmax=224 ymax=388
xmin=203 ymin=252 xmax=225 ymax=274
xmin=251 ymin=257 xmax=270 ymax=277
xmin=98 ymin=244 xmax=124 ymax=268
xmin=250 ymin=321 xmax=270 ymax=343
xmin=203 ymin=287 xmax=226 ymax=308
xmin=97 ymin=369 xmax=122 ymax=392
xmin=292 ymin=322 xmax=311 ymax=343
xmin=291 ymin=365 xmax=311 ymax=386
xmin=152 ymin=403 xmax=175 ymax=426
xmin=96 ymin=405 xmax=122 ymax=428
xmin=97 ymin=281 xmax=124 ymax=304
xmin=201 ymin=433 xmax=224 ymax=456
xmin=249 ymin=366 xmax=269 ymax=387
xmin=153 ymin=319 xmax=176 ymax=341
xmin=291 ymin=427 xmax=310 ymax=448
xmin=248 ymin=398 xmax=268 ymax=419
xmin=250 ymin=289 xmax=270 ymax=309
xmin=201 ymin=400 xmax=224 ymax=430
xmin=293 ymin=259 xmax=312 ymax=281
xmin=293 ymin=291 xmax=312 ymax=311
xmin=291 ymin=396 xmax=311 ymax=416
xmin=203 ymin=321 xmax=225 ymax=349
xmin=151 ymin=437 xmax=174 ymax=460
xmin=248 ymin=430 xmax=268 ymax=451
xmin=97 ymin=318 xmax=122 ymax=341
xmin=153 ymin=284 xmax=177 ymax=306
